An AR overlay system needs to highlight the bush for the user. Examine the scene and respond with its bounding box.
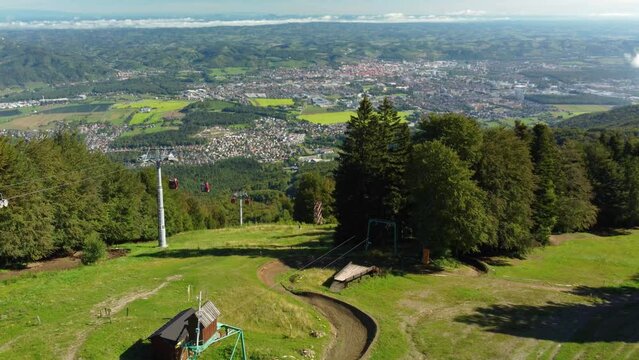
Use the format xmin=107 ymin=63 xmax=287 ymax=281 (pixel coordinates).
xmin=81 ymin=233 xmax=107 ymax=265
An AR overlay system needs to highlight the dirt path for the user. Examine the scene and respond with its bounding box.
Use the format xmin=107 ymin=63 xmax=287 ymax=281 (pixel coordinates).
xmin=258 ymin=260 xmax=377 ymax=360
xmin=0 ymin=249 xmax=128 ymax=282
xmin=64 ymin=274 xmax=183 ymax=360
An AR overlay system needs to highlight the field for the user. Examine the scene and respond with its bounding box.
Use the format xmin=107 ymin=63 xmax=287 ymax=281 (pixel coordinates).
xmin=208 ymin=67 xmax=250 ymax=79
xmin=0 ymin=103 xmax=127 ymax=129
xmin=300 ymin=111 xmax=412 ymax=125
xmin=551 ymin=104 xmax=612 ymax=119
xmin=113 ymin=100 xmax=191 ymax=125
xmin=249 ymin=98 xmax=295 ymax=107
xmin=1 ymin=226 xmax=637 ymax=359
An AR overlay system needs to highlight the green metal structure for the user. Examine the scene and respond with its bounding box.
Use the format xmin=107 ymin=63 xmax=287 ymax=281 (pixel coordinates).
xmin=185 ymin=322 xmax=247 ymax=360
xmin=365 ymin=218 xmax=398 ymax=256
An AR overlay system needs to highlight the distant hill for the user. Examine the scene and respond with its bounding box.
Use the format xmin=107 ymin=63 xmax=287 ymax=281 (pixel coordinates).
xmin=556 ymin=105 xmax=639 ymax=129
xmin=0 ymin=40 xmax=110 ymax=87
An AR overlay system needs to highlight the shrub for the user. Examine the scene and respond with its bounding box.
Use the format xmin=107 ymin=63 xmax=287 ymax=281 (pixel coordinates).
xmin=81 ymin=233 xmax=107 ymax=265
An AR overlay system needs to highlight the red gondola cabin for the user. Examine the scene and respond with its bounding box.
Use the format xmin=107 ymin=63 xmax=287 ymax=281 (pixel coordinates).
xmin=168 ymin=178 xmax=179 ymax=190
xmin=201 ymin=182 xmax=211 ymax=193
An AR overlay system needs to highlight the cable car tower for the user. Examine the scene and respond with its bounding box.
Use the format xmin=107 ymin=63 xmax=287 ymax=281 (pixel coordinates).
xmin=139 ymin=149 xmax=178 ymax=248
xmin=231 ymin=191 xmax=250 ymax=226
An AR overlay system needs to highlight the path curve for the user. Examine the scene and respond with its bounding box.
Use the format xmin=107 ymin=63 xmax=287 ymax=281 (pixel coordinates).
xmin=258 ymin=260 xmax=378 ymax=360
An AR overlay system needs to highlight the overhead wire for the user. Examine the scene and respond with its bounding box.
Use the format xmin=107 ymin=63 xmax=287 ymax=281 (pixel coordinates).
xmin=0 ymin=161 xmax=116 ymax=191
xmin=198 ymin=234 xmax=361 ymax=319
xmin=5 ymin=166 xmax=129 ymax=201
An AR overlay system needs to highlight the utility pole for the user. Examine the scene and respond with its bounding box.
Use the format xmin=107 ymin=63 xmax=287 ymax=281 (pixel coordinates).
xmin=156 ymin=151 xmax=167 ymax=248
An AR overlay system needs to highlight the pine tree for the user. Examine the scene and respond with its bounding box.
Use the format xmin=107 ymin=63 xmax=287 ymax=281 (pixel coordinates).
xmin=334 ymin=96 xmax=377 ymax=242
xmin=585 ymin=142 xmax=627 ymax=227
xmin=554 ymin=141 xmax=598 ymax=232
xmin=530 ymin=124 xmax=561 ymax=244
xmin=334 ymin=96 xmax=409 ymax=243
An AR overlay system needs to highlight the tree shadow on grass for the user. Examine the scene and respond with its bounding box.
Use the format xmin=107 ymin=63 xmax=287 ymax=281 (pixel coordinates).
xmin=455 ymin=275 xmax=639 ymax=343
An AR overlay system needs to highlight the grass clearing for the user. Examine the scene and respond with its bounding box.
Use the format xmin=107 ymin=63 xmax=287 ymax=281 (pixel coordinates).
xmin=114 ymin=100 xmax=191 ymax=125
xmin=0 ymin=225 xmax=331 ymax=360
xmin=1 ymin=226 xmax=637 ymax=359
xmin=250 ymin=98 xmax=295 ymax=107
xmin=551 ymin=104 xmax=612 ymax=119
xmin=291 ymin=231 xmax=639 ymax=359
xmin=300 ymin=111 xmax=412 ymax=125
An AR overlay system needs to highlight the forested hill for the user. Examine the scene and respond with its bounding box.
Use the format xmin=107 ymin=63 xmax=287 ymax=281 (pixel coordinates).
xmin=0 ymin=38 xmax=110 ymax=87
xmin=556 ymin=105 xmax=639 ymax=130
xmin=1 ymin=21 xmax=639 ymax=87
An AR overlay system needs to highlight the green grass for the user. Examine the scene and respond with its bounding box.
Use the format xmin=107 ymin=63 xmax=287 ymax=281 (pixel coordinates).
xmin=250 ymin=98 xmax=295 ymax=107
xmin=299 ymin=111 xmax=412 ymax=125
xmin=291 ymin=231 xmax=639 ymax=359
xmin=208 ymin=67 xmax=249 ymax=78
xmin=0 ymin=225 xmax=331 ymax=359
xmin=114 ymin=100 xmax=191 ymax=125
xmin=2 ymin=226 xmax=638 ymax=360
xmin=551 ymin=104 xmax=612 ymax=119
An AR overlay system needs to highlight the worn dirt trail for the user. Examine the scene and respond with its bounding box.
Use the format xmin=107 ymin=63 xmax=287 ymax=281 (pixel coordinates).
xmin=64 ymin=274 xmax=183 ymax=360
xmin=258 ymin=260 xmax=377 ymax=360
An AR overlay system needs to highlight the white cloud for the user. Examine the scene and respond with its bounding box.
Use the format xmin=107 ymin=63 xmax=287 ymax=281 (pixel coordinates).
xmin=0 ymin=15 xmax=510 ymax=30
xmin=625 ymin=53 xmax=639 ymax=68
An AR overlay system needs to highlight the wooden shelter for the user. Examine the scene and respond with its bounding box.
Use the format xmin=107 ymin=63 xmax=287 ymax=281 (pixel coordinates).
xmin=329 ymin=262 xmax=379 ymax=292
xmin=149 ymin=308 xmax=195 ymax=360
xmin=149 ymin=301 xmax=222 ymax=360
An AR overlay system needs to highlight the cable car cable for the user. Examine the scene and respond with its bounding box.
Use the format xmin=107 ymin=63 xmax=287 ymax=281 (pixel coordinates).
xmin=5 ymin=167 xmax=129 ymax=202
xmin=200 ymin=234 xmax=359 ymax=318
xmin=0 ymin=161 xmax=117 ymax=191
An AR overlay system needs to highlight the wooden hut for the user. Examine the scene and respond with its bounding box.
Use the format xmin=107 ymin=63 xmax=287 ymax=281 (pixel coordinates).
xmin=149 ymin=301 xmax=222 ymax=360
xmin=149 ymin=308 xmax=195 ymax=360
xmin=190 ymin=300 xmax=221 ymax=343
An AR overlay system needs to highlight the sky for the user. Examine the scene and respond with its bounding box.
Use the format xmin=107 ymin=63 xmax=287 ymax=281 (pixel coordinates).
xmin=1 ymin=0 xmax=639 ymax=17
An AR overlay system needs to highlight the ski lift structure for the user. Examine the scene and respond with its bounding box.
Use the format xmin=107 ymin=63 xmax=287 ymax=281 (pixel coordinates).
xmin=231 ymin=191 xmax=250 ymax=226
xmin=138 ymin=148 xmax=179 ymax=248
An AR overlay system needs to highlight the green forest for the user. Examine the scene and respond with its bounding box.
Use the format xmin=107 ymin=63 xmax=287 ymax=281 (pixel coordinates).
xmin=3 ymin=97 xmax=639 ymax=267
xmin=331 ymin=97 xmax=639 ymax=258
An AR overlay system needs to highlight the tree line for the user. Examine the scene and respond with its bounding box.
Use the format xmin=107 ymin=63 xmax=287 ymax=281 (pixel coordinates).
xmin=330 ymin=97 xmax=639 ymax=258
xmin=0 ymin=134 xmax=225 ymax=266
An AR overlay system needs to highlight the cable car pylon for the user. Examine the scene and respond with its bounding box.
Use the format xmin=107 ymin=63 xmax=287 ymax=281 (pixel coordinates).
xmin=140 ymin=148 xmax=178 ymax=248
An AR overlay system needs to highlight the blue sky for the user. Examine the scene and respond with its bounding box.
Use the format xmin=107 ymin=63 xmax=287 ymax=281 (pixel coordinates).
xmin=1 ymin=0 xmax=638 ymax=17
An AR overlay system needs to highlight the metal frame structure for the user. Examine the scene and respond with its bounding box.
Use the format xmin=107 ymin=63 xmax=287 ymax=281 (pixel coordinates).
xmin=185 ymin=323 xmax=247 ymax=360
xmin=365 ymin=218 xmax=398 ymax=256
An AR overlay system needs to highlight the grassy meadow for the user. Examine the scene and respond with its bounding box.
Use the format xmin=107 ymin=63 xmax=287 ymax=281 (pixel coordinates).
xmin=1 ymin=226 xmax=637 ymax=359
xmin=249 ymin=98 xmax=295 ymax=107
xmin=299 ymin=111 xmax=412 ymax=125
xmin=0 ymin=225 xmax=332 ymax=360
xmin=290 ymin=231 xmax=639 ymax=359
xmin=113 ymin=100 xmax=191 ymax=125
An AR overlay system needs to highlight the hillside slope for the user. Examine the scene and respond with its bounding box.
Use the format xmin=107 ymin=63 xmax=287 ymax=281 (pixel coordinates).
xmin=556 ymin=104 xmax=639 ymax=129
